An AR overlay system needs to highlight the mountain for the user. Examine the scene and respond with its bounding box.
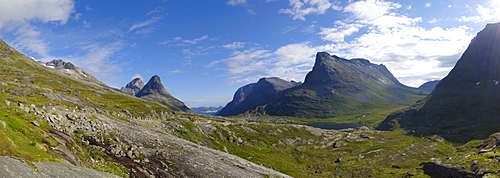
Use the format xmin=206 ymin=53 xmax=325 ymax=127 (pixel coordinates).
xmin=377 ymin=23 xmax=500 ymax=142
xmin=135 ymin=75 xmax=193 ymax=113
xmin=43 ymin=59 xmax=106 ymax=86
xmin=120 ymin=78 xmax=145 ymax=95
xmin=417 ymin=80 xmax=440 ymax=92
xmin=191 ymin=106 xmax=223 ymax=115
xmin=217 ymin=77 xmax=301 ymax=116
xmin=0 ymin=39 xmax=291 ymax=177
xmin=234 ymin=52 xmax=428 ymax=118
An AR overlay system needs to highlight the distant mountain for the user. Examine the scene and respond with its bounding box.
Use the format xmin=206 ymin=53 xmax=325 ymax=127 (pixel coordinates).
xmin=135 ymin=75 xmax=193 ymax=113
xmin=120 ymin=78 xmax=145 ymax=95
xmin=43 ymin=59 xmax=106 ymax=86
xmin=191 ymin=106 xmax=223 ymax=115
xmin=217 ymin=77 xmax=301 ymax=116
xmin=377 ymin=23 xmax=500 ymax=142
xmin=233 ymin=52 xmax=428 ymax=118
xmin=418 ymin=80 xmax=440 ymax=92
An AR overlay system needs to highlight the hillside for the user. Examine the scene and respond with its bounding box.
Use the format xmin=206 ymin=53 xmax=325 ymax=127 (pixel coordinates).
xmin=377 ymin=22 xmax=500 ymax=143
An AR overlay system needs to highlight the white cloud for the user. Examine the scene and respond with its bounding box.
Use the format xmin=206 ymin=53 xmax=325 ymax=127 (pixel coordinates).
xmin=319 ymin=22 xmax=363 ymax=42
xmin=280 ymin=0 xmax=341 ymax=21
xmin=223 ymin=42 xmax=246 ymax=49
xmin=0 ymin=0 xmax=74 ymax=29
xmin=459 ymin=4 xmax=500 ymax=23
xmin=425 ymin=3 xmax=431 ymax=8
xmin=0 ymin=0 xmax=75 ymax=59
xmin=343 ymin=0 xmax=401 ymax=22
xmin=212 ymin=43 xmax=320 ymax=84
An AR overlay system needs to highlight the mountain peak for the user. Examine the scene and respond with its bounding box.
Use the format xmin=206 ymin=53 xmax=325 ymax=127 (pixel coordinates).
xmin=121 ymin=78 xmax=145 ymax=95
xmin=303 ymin=52 xmax=401 ymax=88
xmin=135 ymin=75 xmax=169 ymax=97
xmin=134 ymin=75 xmax=193 ymax=113
xmin=45 ymin=59 xmax=76 ymax=70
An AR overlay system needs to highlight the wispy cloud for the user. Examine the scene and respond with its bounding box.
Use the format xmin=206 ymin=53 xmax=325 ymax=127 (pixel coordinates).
xmin=128 ymin=16 xmax=162 ymax=33
xmin=226 ymin=0 xmax=256 ymax=15
xmin=279 ymin=0 xmax=341 ymax=21
xmin=223 ymin=42 xmax=246 ymax=49
xmin=158 ymin=35 xmax=216 ymax=46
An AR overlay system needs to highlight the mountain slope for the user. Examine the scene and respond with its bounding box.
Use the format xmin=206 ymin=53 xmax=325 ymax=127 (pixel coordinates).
xmin=135 ymin=75 xmax=193 ymax=113
xmin=240 ymin=52 xmax=428 ymax=118
xmin=217 ymin=77 xmax=300 ymax=116
xmin=377 ymin=23 xmax=500 ymax=142
xmin=0 ymin=39 xmax=290 ymax=177
xmin=417 ymin=80 xmax=440 ymax=92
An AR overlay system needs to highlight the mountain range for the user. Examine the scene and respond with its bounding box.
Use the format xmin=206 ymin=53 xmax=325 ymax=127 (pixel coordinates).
xmin=220 ymin=52 xmax=429 ymax=118
xmin=0 ymin=22 xmax=500 ymax=177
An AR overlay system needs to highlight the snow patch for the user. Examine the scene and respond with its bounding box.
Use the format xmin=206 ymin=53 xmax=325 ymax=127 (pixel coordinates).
xmin=476 ymin=82 xmax=481 ymax=85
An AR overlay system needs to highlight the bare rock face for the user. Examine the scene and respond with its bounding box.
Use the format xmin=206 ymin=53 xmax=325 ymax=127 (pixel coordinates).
xmin=0 ymin=156 xmax=120 ymax=178
xmin=135 ymin=75 xmax=193 ymax=113
xmin=120 ymin=78 xmax=145 ymax=95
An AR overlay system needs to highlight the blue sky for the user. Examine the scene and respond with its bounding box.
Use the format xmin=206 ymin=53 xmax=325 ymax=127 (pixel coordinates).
xmin=1 ymin=0 xmax=499 ymax=107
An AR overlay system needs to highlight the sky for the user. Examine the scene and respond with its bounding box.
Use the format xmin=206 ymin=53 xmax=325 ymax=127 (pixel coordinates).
xmin=0 ymin=0 xmax=499 ymax=107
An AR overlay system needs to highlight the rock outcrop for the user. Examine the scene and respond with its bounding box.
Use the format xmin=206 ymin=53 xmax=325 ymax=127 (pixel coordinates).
xmin=377 ymin=22 xmax=500 ymax=142
xmin=218 ymin=77 xmax=300 ymax=116
xmin=0 ymin=156 xmax=120 ymax=178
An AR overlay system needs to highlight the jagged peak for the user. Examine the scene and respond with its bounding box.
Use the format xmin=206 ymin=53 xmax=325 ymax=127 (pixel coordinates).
xmin=135 ymin=75 xmax=169 ymax=97
xmin=45 ymin=59 xmax=76 ymax=70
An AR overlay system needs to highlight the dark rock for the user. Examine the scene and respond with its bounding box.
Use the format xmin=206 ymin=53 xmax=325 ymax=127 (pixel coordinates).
xmin=421 ymin=162 xmax=478 ymax=178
